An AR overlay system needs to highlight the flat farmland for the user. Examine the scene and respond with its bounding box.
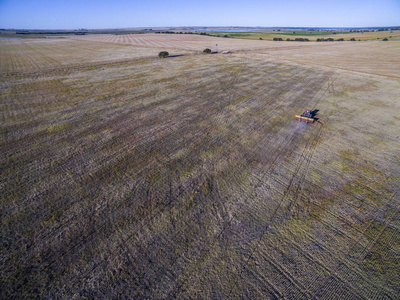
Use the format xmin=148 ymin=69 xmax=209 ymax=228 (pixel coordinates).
xmin=73 ymin=34 xmax=400 ymax=78
xmin=193 ymin=29 xmax=400 ymax=42
xmin=72 ymin=33 xmax=307 ymax=51
xmin=0 ymin=38 xmax=192 ymax=73
xmin=245 ymin=41 xmax=400 ymax=78
xmin=1 ymin=37 xmax=400 ymax=299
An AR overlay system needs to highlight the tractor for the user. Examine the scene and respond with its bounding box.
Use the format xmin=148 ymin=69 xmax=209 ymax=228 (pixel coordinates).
xmin=295 ymin=109 xmax=315 ymax=123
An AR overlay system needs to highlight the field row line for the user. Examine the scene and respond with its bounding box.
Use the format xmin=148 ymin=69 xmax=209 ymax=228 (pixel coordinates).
xmin=62 ymin=60 xmax=263 ymax=296
xmin=169 ymin=70 xmax=333 ymax=298
xmin=224 ymin=73 xmax=338 ymax=298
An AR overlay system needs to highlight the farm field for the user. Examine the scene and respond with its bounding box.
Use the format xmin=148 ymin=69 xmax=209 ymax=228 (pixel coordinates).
xmin=242 ymin=41 xmax=400 ymax=78
xmin=0 ymin=37 xmax=192 ymax=73
xmin=1 ymin=36 xmax=400 ymax=298
xmin=72 ymin=34 xmax=400 ymax=78
xmin=2 ymin=34 xmax=400 ymax=78
xmin=193 ymin=29 xmax=400 ymax=42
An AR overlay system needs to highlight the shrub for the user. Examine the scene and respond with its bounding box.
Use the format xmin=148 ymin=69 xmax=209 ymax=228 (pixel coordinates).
xmin=383 ymin=38 xmax=388 ymax=41
xmin=203 ymin=48 xmax=212 ymax=53
xmin=350 ymin=38 xmax=356 ymax=41
xmin=158 ymin=51 xmax=169 ymax=58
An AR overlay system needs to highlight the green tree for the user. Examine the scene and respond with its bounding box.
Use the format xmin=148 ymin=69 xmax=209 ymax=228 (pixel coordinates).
xmin=158 ymin=51 xmax=169 ymax=58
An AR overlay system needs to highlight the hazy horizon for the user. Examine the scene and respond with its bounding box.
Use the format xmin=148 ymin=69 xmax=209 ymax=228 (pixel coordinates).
xmin=1 ymin=0 xmax=399 ymax=30
xmin=2 ymin=25 xmax=400 ymax=31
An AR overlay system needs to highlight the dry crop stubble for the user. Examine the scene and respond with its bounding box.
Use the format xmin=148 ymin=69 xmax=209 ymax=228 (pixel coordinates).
xmin=1 ymin=38 xmax=399 ymax=299
xmin=71 ymin=33 xmax=400 ymax=78
xmin=0 ymin=38 xmax=188 ymax=74
xmin=245 ymin=41 xmax=400 ymax=78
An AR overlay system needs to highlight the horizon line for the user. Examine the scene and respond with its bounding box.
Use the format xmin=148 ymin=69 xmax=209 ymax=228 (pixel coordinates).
xmin=2 ymin=25 xmax=400 ymax=31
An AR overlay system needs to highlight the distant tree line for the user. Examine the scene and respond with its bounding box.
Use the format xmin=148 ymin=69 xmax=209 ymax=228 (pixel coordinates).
xmin=273 ymin=37 xmax=309 ymax=41
xmin=16 ymin=31 xmax=86 ymax=35
xmin=287 ymin=38 xmax=309 ymax=41
xmin=155 ymin=31 xmax=221 ymax=37
xmin=316 ymin=38 xmax=347 ymax=42
xmin=349 ymin=29 xmax=374 ymax=33
xmin=272 ymin=37 xmax=367 ymax=42
xmin=316 ymin=38 xmax=335 ymax=42
xmin=155 ymin=31 xmax=176 ymax=34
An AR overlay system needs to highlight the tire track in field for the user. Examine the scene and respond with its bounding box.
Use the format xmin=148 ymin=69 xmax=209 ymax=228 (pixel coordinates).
xmin=245 ymin=72 xmax=331 ymax=214
xmin=282 ymin=76 xmax=370 ymax=299
xmin=358 ymin=195 xmax=399 ymax=260
xmin=297 ymin=176 xmax=398 ymax=256
xmin=166 ymin=128 xmax=301 ymax=299
xmin=55 ymin=62 xmax=262 ymax=296
xmin=7 ymin=118 xmax=210 ymax=293
xmin=285 ymin=74 xmax=340 ymax=218
xmin=165 ymin=70 xmax=333 ymax=299
xmin=285 ymin=217 xmax=396 ymax=299
xmin=0 ymin=62 xmax=231 ymax=219
xmin=3 ymin=57 xmax=332 ymax=296
xmin=2 ymin=59 xmax=218 ymax=224
xmin=221 ymin=73 xmax=336 ymax=299
xmin=292 ymin=151 xmax=399 ymax=273
xmin=4 ymin=83 xmax=219 ymax=254
xmin=3 ymin=74 xmax=226 ymax=286
xmin=138 ymin=66 xmax=318 ymax=298
xmin=244 ymin=268 xmax=283 ymax=299
xmin=253 ymin=246 xmax=312 ymax=299
xmin=282 ymin=79 xmax=394 ymax=298
xmin=108 ymin=59 xmax=284 ymax=296
xmin=112 ymin=69 xmax=324 ymax=296
xmin=2 ymin=67 xmax=210 ymax=202
xmin=165 ymin=70 xmax=330 ymax=298
xmin=349 ymin=192 xmax=397 ymax=254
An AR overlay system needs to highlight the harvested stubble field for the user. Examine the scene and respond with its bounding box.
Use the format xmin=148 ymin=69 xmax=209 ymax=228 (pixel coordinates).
xmin=1 ymin=36 xmax=400 ymax=299
xmin=73 ymin=34 xmax=400 ymax=78
xmin=0 ymin=37 xmax=192 ymax=73
xmin=72 ymin=33 xmax=308 ymax=51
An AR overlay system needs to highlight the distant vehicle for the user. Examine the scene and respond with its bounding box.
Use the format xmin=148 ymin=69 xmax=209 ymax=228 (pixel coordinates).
xmin=295 ymin=109 xmax=315 ymax=123
xmin=221 ymin=51 xmax=230 ymax=54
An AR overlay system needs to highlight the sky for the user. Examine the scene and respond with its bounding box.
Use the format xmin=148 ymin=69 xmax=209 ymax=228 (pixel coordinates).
xmin=0 ymin=0 xmax=399 ymax=29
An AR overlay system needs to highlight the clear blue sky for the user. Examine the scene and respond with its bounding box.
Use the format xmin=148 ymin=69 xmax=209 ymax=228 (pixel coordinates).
xmin=0 ymin=0 xmax=399 ymax=29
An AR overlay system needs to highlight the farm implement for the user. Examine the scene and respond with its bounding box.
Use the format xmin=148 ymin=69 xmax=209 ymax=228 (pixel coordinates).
xmin=295 ymin=109 xmax=316 ymax=123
